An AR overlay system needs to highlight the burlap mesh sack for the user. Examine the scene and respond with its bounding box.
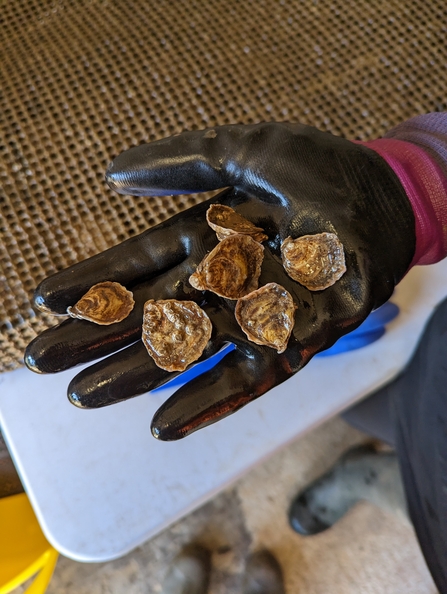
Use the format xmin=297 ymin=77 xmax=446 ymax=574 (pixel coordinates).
xmin=1 ymin=0 xmax=446 ymax=372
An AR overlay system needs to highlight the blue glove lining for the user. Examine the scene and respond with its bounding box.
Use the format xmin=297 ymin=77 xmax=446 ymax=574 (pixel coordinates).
xmin=315 ymin=301 xmax=399 ymax=358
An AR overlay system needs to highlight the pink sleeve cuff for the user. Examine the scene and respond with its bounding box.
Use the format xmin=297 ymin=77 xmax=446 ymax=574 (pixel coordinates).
xmin=358 ymin=138 xmax=447 ymax=267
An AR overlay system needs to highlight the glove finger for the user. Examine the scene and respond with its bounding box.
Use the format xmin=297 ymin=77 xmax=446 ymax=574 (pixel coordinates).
xmin=105 ymin=125 xmax=256 ymax=196
xmin=67 ymin=336 xmax=226 ymax=409
xmin=25 ymin=281 xmax=149 ymax=374
xmin=150 ymin=346 xmax=299 ymax=441
xmin=32 ymin=195 xmax=219 ymax=315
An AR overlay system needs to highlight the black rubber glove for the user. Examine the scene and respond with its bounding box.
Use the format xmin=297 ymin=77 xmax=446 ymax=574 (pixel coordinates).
xmin=25 ymin=123 xmax=416 ymax=440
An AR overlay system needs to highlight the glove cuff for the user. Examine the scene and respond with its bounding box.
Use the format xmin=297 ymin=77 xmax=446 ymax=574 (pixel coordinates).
xmin=357 ymin=138 xmax=447 ymax=267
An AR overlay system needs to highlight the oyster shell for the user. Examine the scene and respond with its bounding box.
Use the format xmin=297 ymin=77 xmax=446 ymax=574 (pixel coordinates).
xmin=189 ymin=234 xmax=264 ymax=299
xmin=206 ymin=204 xmax=268 ymax=243
xmin=67 ymin=281 xmax=135 ymax=325
xmin=142 ymin=299 xmax=212 ymax=372
xmin=281 ymin=232 xmax=346 ymax=291
xmin=235 ymin=282 xmax=296 ymax=353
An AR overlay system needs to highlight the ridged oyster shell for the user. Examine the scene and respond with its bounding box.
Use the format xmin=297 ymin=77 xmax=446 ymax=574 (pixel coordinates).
xmin=67 ymin=281 xmax=135 ymax=325
xmin=206 ymin=204 xmax=267 ymax=243
xmin=281 ymin=232 xmax=346 ymax=291
xmin=142 ymin=299 xmax=212 ymax=372
xmin=189 ymin=234 xmax=264 ymax=299
xmin=235 ymin=282 xmax=296 ymax=353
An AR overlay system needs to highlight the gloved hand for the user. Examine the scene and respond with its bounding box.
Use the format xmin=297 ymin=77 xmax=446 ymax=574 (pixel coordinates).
xmin=25 ymin=123 xmax=416 ymax=440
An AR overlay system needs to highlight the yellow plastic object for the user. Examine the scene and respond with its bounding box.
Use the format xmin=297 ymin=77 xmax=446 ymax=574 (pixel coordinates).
xmin=0 ymin=493 xmax=58 ymax=594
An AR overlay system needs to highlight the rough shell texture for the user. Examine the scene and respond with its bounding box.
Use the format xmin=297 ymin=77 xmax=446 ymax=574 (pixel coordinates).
xmin=189 ymin=234 xmax=264 ymax=299
xmin=206 ymin=204 xmax=268 ymax=243
xmin=235 ymin=282 xmax=296 ymax=353
xmin=142 ymin=299 xmax=212 ymax=372
xmin=67 ymin=281 xmax=135 ymax=325
xmin=281 ymin=232 xmax=346 ymax=291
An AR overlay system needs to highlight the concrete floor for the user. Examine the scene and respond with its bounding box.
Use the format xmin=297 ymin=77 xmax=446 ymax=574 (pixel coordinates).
xmin=4 ymin=417 xmax=438 ymax=594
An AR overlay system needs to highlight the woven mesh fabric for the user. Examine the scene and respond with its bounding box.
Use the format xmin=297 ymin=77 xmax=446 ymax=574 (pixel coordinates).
xmin=1 ymin=0 xmax=446 ymax=372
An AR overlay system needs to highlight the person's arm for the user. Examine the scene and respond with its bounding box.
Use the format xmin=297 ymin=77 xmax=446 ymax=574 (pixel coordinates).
xmin=361 ymin=112 xmax=447 ymax=265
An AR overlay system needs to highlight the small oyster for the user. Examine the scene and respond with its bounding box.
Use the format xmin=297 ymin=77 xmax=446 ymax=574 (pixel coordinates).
xmin=67 ymin=281 xmax=135 ymax=325
xmin=281 ymin=233 xmax=346 ymax=291
xmin=142 ymin=299 xmax=212 ymax=372
xmin=235 ymin=283 xmax=296 ymax=353
xmin=189 ymin=234 xmax=264 ymax=299
xmin=206 ymin=204 xmax=268 ymax=243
